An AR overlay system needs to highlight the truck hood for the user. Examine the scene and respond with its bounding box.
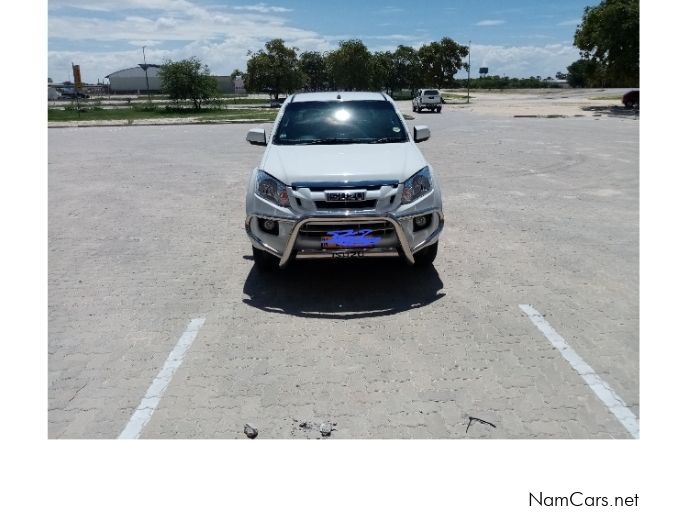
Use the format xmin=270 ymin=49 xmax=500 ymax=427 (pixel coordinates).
xmin=260 ymin=142 xmax=427 ymax=185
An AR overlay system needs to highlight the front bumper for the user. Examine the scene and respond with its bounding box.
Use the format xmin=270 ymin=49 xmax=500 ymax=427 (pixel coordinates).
xmin=245 ymin=210 xmax=444 ymax=268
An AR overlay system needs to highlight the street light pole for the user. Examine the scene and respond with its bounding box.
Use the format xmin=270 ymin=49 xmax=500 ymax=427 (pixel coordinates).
xmin=467 ymin=40 xmax=471 ymax=104
xmin=142 ymin=46 xmax=151 ymax=102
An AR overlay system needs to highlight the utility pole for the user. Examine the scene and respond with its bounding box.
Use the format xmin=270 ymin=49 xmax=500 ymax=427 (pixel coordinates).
xmin=142 ymin=46 xmax=152 ymax=103
xmin=467 ymin=40 xmax=471 ymax=104
xmin=71 ymin=62 xmax=81 ymax=119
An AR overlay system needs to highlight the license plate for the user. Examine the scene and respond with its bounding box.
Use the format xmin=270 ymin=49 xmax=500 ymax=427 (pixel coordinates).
xmin=331 ymin=250 xmax=366 ymax=258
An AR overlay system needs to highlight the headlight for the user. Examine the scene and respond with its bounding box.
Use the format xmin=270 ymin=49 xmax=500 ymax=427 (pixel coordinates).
xmin=401 ymin=166 xmax=433 ymax=204
xmin=255 ymin=169 xmax=290 ymax=207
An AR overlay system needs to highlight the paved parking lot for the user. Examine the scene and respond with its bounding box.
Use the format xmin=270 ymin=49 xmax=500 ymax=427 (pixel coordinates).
xmin=48 ymin=101 xmax=638 ymax=438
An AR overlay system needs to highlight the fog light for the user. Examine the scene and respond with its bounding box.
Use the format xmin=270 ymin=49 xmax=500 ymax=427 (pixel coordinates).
xmin=258 ymin=218 xmax=279 ymax=235
xmin=413 ymin=215 xmax=431 ymax=231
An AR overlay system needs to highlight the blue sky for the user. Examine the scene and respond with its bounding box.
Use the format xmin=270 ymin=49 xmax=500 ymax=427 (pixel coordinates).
xmin=48 ymin=0 xmax=593 ymax=83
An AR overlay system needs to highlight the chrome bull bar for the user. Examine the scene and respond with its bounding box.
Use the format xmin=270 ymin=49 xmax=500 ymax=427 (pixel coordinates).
xmin=245 ymin=211 xmax=444 ymax=268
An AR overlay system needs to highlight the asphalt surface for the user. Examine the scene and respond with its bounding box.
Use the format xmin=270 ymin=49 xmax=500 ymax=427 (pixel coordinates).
xmin=48 ymin=100 xmax=639 ymax=438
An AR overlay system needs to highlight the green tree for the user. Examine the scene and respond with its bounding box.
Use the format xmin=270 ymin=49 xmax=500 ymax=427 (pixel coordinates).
xmin=371 ymin=51 xmax=395 ymax=93
xmin=246 ymin=39 xmax=305 ymax=99
xmin=574 ymin=0 xmax=639 ymax=86
xmin=392 ymin=45 xmax=423 ymax=92
xmin=299 ymin=51 xmax=328 ymax=91
xmin=328 ymin=39 xmax=373 ymax=90
xmin=158 ymin=57 xmax=218 ymax=110
xmin=418 ymin=37 xmax=469 ymax=88
xmin=566 ymin=58 xmax=605 ymax=87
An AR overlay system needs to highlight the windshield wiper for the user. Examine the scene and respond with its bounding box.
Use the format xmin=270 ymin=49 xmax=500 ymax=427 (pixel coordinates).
xmin=298 ymin=138 xmax=360 ymax=145
xmin=367 ymin=137 xmax=406 ymax=144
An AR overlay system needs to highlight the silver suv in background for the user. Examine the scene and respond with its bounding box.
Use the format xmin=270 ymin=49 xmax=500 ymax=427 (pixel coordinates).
xmin=412 ymin=89 xmax=442 ymax=113
xmin=245 ymin=91 xmax=444 ymax=271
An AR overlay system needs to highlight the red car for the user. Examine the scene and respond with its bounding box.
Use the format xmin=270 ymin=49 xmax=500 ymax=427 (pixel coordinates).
xmin=622 ymin=90 xmax=639 ymax=109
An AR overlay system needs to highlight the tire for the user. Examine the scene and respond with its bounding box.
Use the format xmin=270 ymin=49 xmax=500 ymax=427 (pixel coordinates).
xmin=413 ymin=242 xmax=438 ymax=267
xmin=412 ymin=105 xmax=417 ymax=112
xmin=252 ymin=246 xmax=280 ymax=271
xmin=436 ymin=106 xmax=442 ymax=113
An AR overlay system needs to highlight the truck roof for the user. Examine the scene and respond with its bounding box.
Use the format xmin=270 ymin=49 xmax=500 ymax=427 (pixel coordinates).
xmin=290 ymin=91 xmax=389 ymax=103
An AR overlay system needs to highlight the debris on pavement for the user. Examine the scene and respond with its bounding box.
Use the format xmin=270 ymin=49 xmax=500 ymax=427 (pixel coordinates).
xmin=319 ymin=422 xmax=335 ymax=437
xmin=244 ymin=423 xmax=259 ymax=439
xmin=466 ymin=416 xmax=496 ymax=434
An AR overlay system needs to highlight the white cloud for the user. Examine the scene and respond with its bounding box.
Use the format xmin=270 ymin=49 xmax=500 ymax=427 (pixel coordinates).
xmin=49 ymin=9 xmax=317 ymax=43
xmin=49 ymin=0 xmax=197 ymax=12
xmin=557 ymin=19 xmax=580 ymax=27
xmin=233 ymin=4 xmax=293 ymax=13
xmin=467 ymin=43 xmax=579 ymax=78
xmin=49 ymin=7 xmax=333 ymax=83
xmin=476 ymin=19 xmax=506 ymax=26
xmin=155 ymin=17 xmax=178 ymax=29
xmin=128 ymin=40 xmax=163 ymax=47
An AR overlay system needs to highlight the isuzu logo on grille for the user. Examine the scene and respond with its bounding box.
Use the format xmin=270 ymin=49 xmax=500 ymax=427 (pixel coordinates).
xmin=325 ymin=190 xmax=366 ymax=202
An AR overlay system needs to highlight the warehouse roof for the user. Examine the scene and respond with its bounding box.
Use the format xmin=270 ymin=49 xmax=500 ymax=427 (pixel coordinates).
xmin=106 ymin=65 xmax=160 ymax=78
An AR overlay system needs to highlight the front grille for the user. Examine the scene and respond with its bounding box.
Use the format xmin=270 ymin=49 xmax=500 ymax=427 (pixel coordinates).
xmin=315 ymin=200 xmax=377 ymax=209
xmin=300 ymin=220 xmax=394 ymax=238
xmin=306 ymin=185 xmax=384 ymax=192
xmin=292 ymin=181 xmax=398 ymax=192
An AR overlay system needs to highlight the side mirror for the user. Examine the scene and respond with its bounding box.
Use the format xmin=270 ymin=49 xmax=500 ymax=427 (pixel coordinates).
xmin=413 ymin=125 xmax=430 ymax=143
xmin=246 ymin=128 xmax=267 ymax=146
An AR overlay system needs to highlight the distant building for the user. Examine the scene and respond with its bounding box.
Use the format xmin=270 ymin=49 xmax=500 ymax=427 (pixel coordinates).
xmin=214 ymin=76 xmax=239 ymax=94
xmin=106 ymin=65 xmax=246 ymax=94
xmin=48 ymin=86 xmax=61 ymax=100
xmin=233 ymin=76 xmax=245 ymax=93
xmin=106 ymin=65 xmax=162 ymax=94
xmin=543 ymin=78 xmax=570 ymax=88
xmin=221 ymin=75 xmax=245 ymax=94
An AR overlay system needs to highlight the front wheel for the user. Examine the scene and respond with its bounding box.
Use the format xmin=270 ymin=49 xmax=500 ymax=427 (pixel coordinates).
xmin=412 ymin=242 xmax=438 ymax=267
xmin=252 ymin=246 xmax=280 ymax=271
xmin=436 ymin=106 xmax=442 ymax=113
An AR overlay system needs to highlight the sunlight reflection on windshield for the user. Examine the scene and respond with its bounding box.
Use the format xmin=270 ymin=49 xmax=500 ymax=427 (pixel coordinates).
xmin=333 ymin=109 xmax=351 ymax=122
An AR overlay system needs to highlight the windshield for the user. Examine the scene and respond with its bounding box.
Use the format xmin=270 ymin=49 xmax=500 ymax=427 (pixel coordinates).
xmin=424 ymin=90 xmax=439 ymax=96
xmin=273 ymin=100 xmax=409 ymax=145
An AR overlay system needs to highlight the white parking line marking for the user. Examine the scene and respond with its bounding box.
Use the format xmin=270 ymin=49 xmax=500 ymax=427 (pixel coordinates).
xmin=118 ymin=317 xmax=206 ymax=439
xmin=519 ymin=304 xmax=639 ymax=439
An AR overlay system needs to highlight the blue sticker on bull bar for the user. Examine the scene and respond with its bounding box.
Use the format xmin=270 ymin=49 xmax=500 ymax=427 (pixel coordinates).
xmin=321 ymin=229 xmax=381 ymax=249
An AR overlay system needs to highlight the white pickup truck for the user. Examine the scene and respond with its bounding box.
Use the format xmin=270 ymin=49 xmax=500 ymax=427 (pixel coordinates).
xmin=412 ymin=89 xmax=442 ymax=113
xmin=244 ymin=91 xmax=444 ymax=270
